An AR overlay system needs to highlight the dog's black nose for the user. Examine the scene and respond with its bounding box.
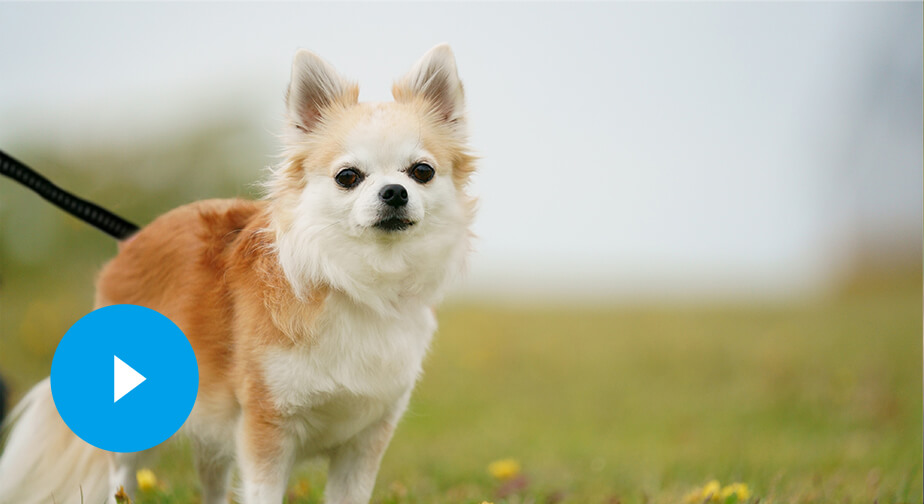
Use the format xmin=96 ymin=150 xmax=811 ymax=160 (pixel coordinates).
xmin=379 ymin=184 xmax=408 ymax=208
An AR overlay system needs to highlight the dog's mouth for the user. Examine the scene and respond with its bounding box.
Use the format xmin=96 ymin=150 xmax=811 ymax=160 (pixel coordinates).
xmin=373 ymin=217 xmax=415 ymax=232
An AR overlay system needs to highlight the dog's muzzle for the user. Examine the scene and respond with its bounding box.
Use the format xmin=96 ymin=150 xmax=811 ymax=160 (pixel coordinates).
xmin=374 ymin=214 xmax=415 ymax=231
xmin=374 ymin=184 xmax=415 ymax=231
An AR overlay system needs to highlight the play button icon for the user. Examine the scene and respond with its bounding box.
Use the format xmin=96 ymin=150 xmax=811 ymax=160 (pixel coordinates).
xmin=51 ymin=304 xmax=198 ymax=453
xmin=114 ymin=355 xmax=146 ymax=403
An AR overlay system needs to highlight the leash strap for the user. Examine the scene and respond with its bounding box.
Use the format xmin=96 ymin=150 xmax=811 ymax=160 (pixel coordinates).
xmin=0 ymin=149 xmax=140 ymax=240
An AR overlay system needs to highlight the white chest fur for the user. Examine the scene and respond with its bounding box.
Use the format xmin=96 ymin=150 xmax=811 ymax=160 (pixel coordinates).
xmin=260 ymin=292 xmax=435 ymax=453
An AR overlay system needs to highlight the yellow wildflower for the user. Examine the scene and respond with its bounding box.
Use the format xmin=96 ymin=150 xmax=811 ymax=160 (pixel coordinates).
xmin=684 ymin=480 xmax=750 ymax=503
xmin=720 ymin=482 xmax=751 ymax=501
xmin=136 ymin=469 xmax=157 ymax=491
xmin=291 ymin=479 xmax=311 ymax=498
xmin=113 ymin=486 xmax=131 ymax=504
xmin=701 ymin=480 xmax=721 ymax=500
xmin=487 ymin=458 xmax=521 ymax=480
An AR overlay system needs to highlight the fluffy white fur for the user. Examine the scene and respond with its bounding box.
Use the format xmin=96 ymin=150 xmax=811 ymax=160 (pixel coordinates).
xmin=273 ymin=110 xmax=471 ymax=313
xmin=0 ymin=379 xmax=111 ymax=504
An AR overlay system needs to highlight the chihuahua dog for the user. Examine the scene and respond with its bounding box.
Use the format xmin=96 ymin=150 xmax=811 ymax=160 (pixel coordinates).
xmin=0 ymin=44 xmax=476 ymax=504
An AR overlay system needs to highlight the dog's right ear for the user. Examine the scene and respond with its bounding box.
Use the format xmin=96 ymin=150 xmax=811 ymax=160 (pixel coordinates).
xmin=393 ymin=44 xmax=465 ymax=126
xmin=286 ymin=50 xmax=358 ymax=134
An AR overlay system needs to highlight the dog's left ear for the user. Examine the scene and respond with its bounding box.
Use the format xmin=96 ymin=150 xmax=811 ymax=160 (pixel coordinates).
xmin=393 ymin=44 xmax=465 ymax=125
xmin=287 ymin=49 xmax=358 ymax=134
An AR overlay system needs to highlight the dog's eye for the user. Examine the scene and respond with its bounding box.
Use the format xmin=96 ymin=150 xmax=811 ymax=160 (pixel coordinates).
xmin=335 ymin=168 xmax=363 ymax=189
xmin=408 ymin=163 xmax=435 ymax=184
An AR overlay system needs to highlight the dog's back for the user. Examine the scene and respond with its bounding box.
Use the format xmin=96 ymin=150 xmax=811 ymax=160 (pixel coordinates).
xmin=97 ymin=199 xmax=284 ymax=403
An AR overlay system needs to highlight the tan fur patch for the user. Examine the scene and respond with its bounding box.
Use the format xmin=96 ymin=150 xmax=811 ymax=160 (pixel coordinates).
xmin=95 ymin=199 xmax=326 ymax=411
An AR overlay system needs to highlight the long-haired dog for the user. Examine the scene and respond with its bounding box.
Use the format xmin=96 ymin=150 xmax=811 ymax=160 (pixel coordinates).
xmin=0 ymin=44 xmax=476 ymax=504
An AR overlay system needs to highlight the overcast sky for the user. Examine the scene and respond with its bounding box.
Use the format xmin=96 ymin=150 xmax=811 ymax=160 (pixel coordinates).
xmin=1 ymin=2 xmax=921 ymax=301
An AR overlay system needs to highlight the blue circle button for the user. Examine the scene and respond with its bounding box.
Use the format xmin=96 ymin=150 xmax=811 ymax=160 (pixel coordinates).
xmin=50 ymin=304 xmax=198 ymax=453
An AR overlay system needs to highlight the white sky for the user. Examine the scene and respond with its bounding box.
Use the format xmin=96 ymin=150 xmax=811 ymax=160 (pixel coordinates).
xmin=1 ymin=3 xmax=921 ymax=302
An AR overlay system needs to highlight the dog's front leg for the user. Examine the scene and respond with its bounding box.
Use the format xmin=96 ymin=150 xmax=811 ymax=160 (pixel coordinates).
xmin=325 ymin=415 xmax=400 ymax=504
xmin=236 ymin=404 xmax=295 ymax=504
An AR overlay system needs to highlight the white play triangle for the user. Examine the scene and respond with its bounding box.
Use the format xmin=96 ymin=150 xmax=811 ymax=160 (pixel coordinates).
xmin=114 ymin=355 xmax=146 ymax=403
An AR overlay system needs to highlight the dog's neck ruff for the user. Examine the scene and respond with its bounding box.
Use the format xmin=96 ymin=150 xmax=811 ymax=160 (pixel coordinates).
xmin=271 ymin=213 xmax=469 ymax=316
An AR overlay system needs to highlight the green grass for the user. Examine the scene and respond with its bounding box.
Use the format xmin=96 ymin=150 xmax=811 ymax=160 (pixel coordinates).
xmin=2 ymin=269 xmax=920 ymax=504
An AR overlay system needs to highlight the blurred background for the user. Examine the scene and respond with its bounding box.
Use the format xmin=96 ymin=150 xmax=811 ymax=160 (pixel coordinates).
xmin=0 ymin=3 xmax=921 ymax=503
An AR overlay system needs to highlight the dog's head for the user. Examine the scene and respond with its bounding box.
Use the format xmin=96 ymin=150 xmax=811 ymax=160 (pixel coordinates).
xmin=269 ymin=45 xmax=476 ymax=310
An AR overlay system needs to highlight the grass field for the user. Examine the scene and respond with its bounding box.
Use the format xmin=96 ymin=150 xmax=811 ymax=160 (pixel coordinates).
xmin=1 ymin=263 xmax=920 ymax=504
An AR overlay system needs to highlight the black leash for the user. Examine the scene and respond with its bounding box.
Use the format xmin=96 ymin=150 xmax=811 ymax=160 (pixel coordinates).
xmin=0 ymin=149 xmax=140 ymax=240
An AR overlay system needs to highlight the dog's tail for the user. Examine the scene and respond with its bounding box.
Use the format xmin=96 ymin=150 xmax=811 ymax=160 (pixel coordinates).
xmin=0 ymin=378 xmax=110 ymax=504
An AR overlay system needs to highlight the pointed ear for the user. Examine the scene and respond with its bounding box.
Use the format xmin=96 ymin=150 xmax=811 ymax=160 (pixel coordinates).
xmin=393 ymin=44 xmax=465 ymax=124
xmin=286 ymin=49 xmax=358 ymax=133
